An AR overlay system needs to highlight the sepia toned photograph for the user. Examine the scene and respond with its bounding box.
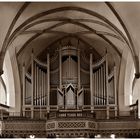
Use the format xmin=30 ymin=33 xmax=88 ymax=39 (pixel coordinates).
xmin=0 ymin=1 xmax=140 ymax=138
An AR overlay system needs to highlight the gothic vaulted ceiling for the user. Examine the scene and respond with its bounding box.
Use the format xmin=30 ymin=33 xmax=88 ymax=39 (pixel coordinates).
xmin=0 ymin=2 xmax=140 ymax=76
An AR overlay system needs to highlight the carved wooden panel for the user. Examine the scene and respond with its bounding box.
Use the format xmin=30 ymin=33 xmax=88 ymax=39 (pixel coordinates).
xmin=4 ymin=121 xmax=45 ymax=131
xmin=47 ymin=123 xmax=55 ymax=129
xmin=58 ymin=122 xmax=85 ymax=128
xmin=88 ymin=122 xmax=96 ymax=129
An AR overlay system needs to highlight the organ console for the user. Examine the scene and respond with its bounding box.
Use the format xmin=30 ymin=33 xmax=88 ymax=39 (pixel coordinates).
xmin=22 ymin=42 xmax=117 ymax=119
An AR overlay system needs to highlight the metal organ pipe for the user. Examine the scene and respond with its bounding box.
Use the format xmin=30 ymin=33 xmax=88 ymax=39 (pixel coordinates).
xmin=42 ymin=71 xmax=44 ymax=106
xmin=46 ymin=70 xmax=47 ymax=107
xmin=96 ymin=70 xmax=98 ymax=105
xmin=92 ymin=72 xmax=95 ymax=105
xmin=93 ymin=73 xmax=95 ymax=105
xmin=37 ymin=66 xmax=39 ymax=106
xmin=90 ymin=54 xmax=93 ymax=110
xmin=22 ymin=64 xmax=25 ymax=107
xmin=34 ymin=63 xmax=36 ymax=105
xmin=43 ymin=72 xmax=45 ymax=106
xmin=95 ymin=71 xmax=97 ymax=105
xmin=78 ymin=50 xmax=80 ymax=90
xmin=38 ymin=68 xmax=40 ymax=105
xmin=47 ymin=54 xmax=50 ymax=112
xmin=114 ymin=66 xmax=117 ymax=106
xmin=103 ymin=63 xmax=106 ymax=105
xmin=98 ymin=68 xmax=101 ymax=105
xmin=31 ymin=53 xmax=34 ymax=108
xmin=59 ymin=50 xmax=62 ymax=89
xmin=98 ymin=69 xmax=99 ymax=105
xmin=101 ymin=65 xmax=103 ymax=105
xmin=41 ymin=70 xmax=43 ymax=106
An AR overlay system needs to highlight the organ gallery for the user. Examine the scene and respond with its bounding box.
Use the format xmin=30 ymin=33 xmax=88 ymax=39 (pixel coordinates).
xmin=0 ymin=2 xmax=140 ymax=138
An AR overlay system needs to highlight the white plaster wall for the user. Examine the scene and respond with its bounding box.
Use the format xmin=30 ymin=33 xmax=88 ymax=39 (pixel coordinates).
xmin=9 ymin=46 xmax=21 ymax=113
xmin=132 ymin=53 xmax=140 ymax=118
xmin=0 ymin=81 xmax=6 ymax=104
xmin=124 ymin=51 xmax=135 ymax=106
xmin=118 ymin=48 xmax=130 ymax=116
xmin=2 ymin=51 xmax=15 ymax=107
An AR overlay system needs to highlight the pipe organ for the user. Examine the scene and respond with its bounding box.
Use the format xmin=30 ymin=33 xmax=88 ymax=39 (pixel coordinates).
xmin=22 ymin=43 xmax=118 ymax=119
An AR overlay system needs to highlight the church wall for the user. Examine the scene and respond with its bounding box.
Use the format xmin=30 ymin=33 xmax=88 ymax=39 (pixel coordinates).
xmin=118 ymin=48 xmax=130 ymax=116
xmin=2 ymin=51 xmax=15 ymax=108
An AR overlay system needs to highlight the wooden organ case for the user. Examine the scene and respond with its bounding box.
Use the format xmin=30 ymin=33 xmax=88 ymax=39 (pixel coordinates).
xmin=22 ymin=44 xmax=118 ymax=120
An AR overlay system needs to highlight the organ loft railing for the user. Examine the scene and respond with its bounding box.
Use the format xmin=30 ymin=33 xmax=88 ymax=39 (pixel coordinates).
xmin=22 ymin=45 xmax=117 ymax=120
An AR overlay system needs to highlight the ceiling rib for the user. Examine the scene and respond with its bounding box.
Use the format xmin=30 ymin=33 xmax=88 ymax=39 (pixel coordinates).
xmin=17 ymin=21 xmax=121 ymax=57
xmin=106 ymin=2 xmax=139 ymax=77
xmin=6 ymin=6 xmax=131 ymax=53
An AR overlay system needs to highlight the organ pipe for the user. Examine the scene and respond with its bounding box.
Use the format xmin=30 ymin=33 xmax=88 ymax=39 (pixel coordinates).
xmin=59 ymin=49 xmax=62 ymax=89
xmin=31 ymin=52 xmax=34 ymax=107
xmin=90 ymin=54 xmax=93 ymax=110
xmin=105 ymin=54 xmax=109 ymax=105
xmin=22 ymin=63 xmax=25 ymax=106
xmin=114 ymin=66 xmax=117 ymax=106
xmin=77 ymin=49 xmax=81 ymax=108
xmin=103 ymin=63 xmax=106 ymax=105
xmin=37 ymin=66 xmax=39 ymax=105
xmin=34 ymin=63 xmax=36 ymax=105
xmin=47 ymin=53 xmax=50 ymax=112
xmin=101 ymin=66 xmax=103 ymax=105
xmin=95 ymin=71 xmax=97 ymax=105
xmin=99 ymin=68 xmax=101 ymax=105
xmin=41 ymin=70 xmax=43 ymax=105
xmin=43 ymin=72 xmax=45 ymax=105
